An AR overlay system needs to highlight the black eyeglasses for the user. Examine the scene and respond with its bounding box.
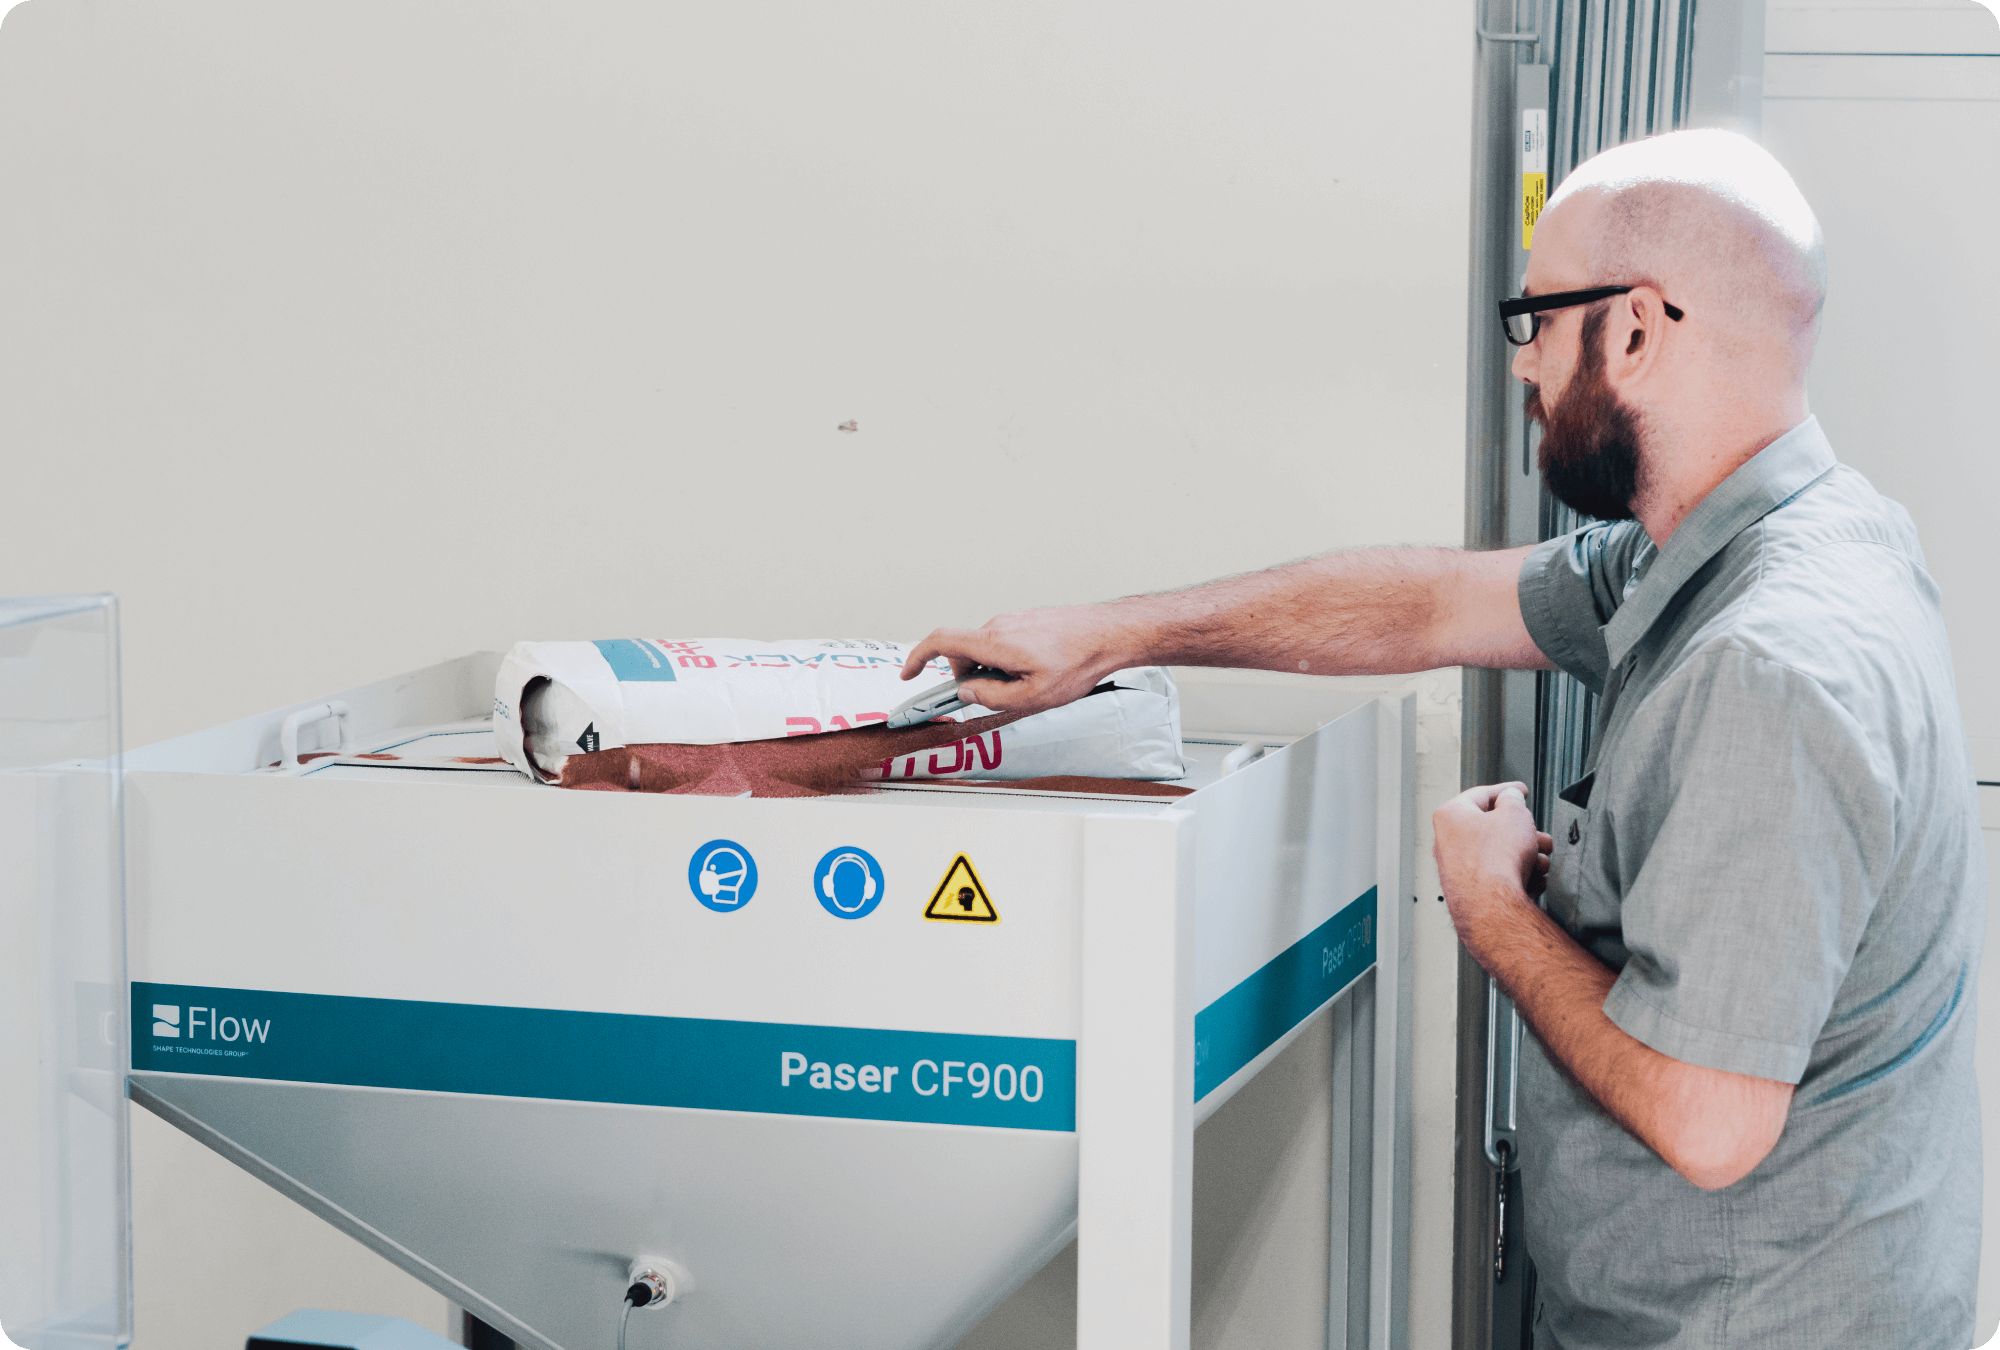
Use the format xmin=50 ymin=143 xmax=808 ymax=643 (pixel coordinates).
xmin=1498 ymin=285 xmax=1685 ymax=345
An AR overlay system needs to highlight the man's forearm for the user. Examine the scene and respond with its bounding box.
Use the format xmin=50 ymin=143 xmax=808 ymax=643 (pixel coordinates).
xmin=1095 ymin=546 xmax=1534 ymax=677
xmin=1460 ymin=874 xmax=1791 ymax=1190
xmin=1469 ymin=876 xmax=1625 ymax=1099
xmin=904 ymin=542 xmax=1543 ymax=715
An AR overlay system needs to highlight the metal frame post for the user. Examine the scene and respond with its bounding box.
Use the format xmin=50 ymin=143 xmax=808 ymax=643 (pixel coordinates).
xmin=1077 ymin=809 xmax=1196 ymax=1350
xmin=1370 ymin=695 xmax=1417 ymax=1350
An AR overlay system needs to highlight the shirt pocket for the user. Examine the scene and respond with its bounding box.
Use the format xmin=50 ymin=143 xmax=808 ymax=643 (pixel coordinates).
xmin=1546 ymin=771 xmax=1630 ymax=969
xmin=1544 ymin=771 xmax=1595 ymax=932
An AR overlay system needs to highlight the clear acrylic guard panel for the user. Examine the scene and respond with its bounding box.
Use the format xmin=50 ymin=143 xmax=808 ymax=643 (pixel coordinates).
xmin=0 ymin=596 xmax=132 ymax=1350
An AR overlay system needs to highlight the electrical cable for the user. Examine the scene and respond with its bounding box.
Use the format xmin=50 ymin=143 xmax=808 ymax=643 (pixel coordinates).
xmin=618 ymin=1281 xmax=648 ymax=1350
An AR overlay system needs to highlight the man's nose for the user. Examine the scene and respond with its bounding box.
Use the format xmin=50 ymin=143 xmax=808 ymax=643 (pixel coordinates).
xmin=1510 ymin=338 xmax=1536 ymax=385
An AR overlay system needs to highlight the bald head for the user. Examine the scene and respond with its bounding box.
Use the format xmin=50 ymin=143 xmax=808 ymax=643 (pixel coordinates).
xmin=1540 ymin=130 xmax=1825 ymax=376
xmin=1516 ymin=132 xmax=1826 ymax=539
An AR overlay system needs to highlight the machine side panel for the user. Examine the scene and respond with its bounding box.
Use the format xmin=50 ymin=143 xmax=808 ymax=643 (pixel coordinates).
xmin=1192 ymin=892 xmax=1376 ymax=1104
xmin=1188 ymin=703 xmax=1377 ymax=1008
xmin=1187 ymin=702 xmax=1379 ymax=1119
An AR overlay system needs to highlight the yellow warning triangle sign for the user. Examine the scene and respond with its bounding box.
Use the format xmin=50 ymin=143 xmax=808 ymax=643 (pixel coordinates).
xmin=924 ymin=854 xmax=999 ymax=924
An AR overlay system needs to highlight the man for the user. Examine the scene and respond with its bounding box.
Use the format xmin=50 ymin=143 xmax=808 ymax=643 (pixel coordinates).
xmin=902 ymin=129 xmax=1985 ymax=1346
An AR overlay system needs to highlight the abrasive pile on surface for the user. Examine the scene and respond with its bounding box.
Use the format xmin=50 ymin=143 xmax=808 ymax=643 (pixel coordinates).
xmin=559 ymin=711 xmax=1032 ymax=796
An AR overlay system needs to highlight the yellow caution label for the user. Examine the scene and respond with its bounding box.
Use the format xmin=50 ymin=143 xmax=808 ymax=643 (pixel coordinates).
xmin=924 ymin=854 xmax=999 ymax=924
xmin=1520 ymin=107 xmax=1548 ymax=250
xmin=1522 ymin=172 xmax=1547 ymax=249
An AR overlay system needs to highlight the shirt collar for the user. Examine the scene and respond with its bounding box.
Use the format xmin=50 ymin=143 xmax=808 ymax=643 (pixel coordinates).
xmin=1600 ymin=416 xmax=1838 ymax=670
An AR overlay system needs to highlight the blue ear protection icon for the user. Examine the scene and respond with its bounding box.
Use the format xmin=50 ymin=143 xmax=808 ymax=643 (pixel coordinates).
xmin=821 ymin=852 xmax=878 ymax=911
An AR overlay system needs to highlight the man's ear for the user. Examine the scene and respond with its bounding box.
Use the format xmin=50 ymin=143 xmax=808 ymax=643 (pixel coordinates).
xmin=1606 ymin=287 xmax=1668 ymax=386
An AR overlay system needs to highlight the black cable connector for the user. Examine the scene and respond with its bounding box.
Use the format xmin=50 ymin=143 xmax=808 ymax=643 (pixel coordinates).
xmin=625 ymin=1282 xmax=652 ymax=1308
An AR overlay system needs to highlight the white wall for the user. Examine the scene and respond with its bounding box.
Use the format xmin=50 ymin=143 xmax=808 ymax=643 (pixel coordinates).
xmin=0 ymin=2 xmax=1474 ymax=1348
xmin=1761 ymin=0 xmax=2000 ymax=1337
xmin=1763 ymin=0 xmax=2000 ymax=762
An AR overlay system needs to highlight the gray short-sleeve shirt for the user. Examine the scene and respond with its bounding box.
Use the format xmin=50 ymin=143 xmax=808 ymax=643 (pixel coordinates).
xmin=1514 ymin=417 xmax=1987 ymax=1349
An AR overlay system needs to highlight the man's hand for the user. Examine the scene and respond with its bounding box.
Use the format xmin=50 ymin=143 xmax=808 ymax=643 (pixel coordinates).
xmin=1435 ymin=781 xmax=1794 ymax=1191
xmin=901 ymin=605 xmax=1130 ymax=714
xmin=1433 ymin=782 xmax=1552 ymax=955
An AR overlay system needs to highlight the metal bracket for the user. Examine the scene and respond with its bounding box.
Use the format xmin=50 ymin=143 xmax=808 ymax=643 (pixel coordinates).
xmin=1478 ymin=26 xmax=1541 ymax=43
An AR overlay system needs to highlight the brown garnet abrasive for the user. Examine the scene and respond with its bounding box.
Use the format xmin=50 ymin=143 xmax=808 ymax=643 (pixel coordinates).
xmin=557 ymin=711 xmax=1034 ymax=797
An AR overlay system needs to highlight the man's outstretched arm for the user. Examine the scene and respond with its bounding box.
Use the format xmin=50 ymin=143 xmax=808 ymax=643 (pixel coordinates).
xmin=902 ymin=544 xmax=1552 ymax=712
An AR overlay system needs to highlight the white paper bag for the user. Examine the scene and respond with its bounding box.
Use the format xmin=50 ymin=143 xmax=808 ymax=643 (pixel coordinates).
xmin=493 ymin=638 xmax=1183 ymax=785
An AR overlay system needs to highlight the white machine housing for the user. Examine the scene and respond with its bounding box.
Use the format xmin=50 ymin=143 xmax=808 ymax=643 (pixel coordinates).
xmin=121 ymin=654 xmax=1414 ymax=1350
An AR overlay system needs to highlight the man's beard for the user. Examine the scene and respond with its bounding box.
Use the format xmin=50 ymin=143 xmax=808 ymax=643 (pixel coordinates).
xmin=1525 ymin=305 xmax=1645 ymax=522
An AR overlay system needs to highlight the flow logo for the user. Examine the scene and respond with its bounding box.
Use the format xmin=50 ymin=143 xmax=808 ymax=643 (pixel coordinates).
xmin=154 ymin=1004 xmax=271 ymax=1044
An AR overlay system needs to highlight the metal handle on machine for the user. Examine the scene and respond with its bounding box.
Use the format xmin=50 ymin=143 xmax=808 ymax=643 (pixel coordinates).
xmin=279 ymin=700 xmax=355 ymax=769
xmin=1218 ymin=741 xmax=1265 ymax=777
xmin=1485 ymin=978 xmax=1523 ymax=1284
xmin=1483 ymin=977 xmax=1523 ymax=1171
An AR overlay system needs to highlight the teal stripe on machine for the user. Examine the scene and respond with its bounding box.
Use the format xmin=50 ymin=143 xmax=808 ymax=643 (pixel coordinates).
xmin=131 ymin=985 xmax=1074 ymax=1132
xmin=1194 ymin=889 xmax=1376 ymax=1101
